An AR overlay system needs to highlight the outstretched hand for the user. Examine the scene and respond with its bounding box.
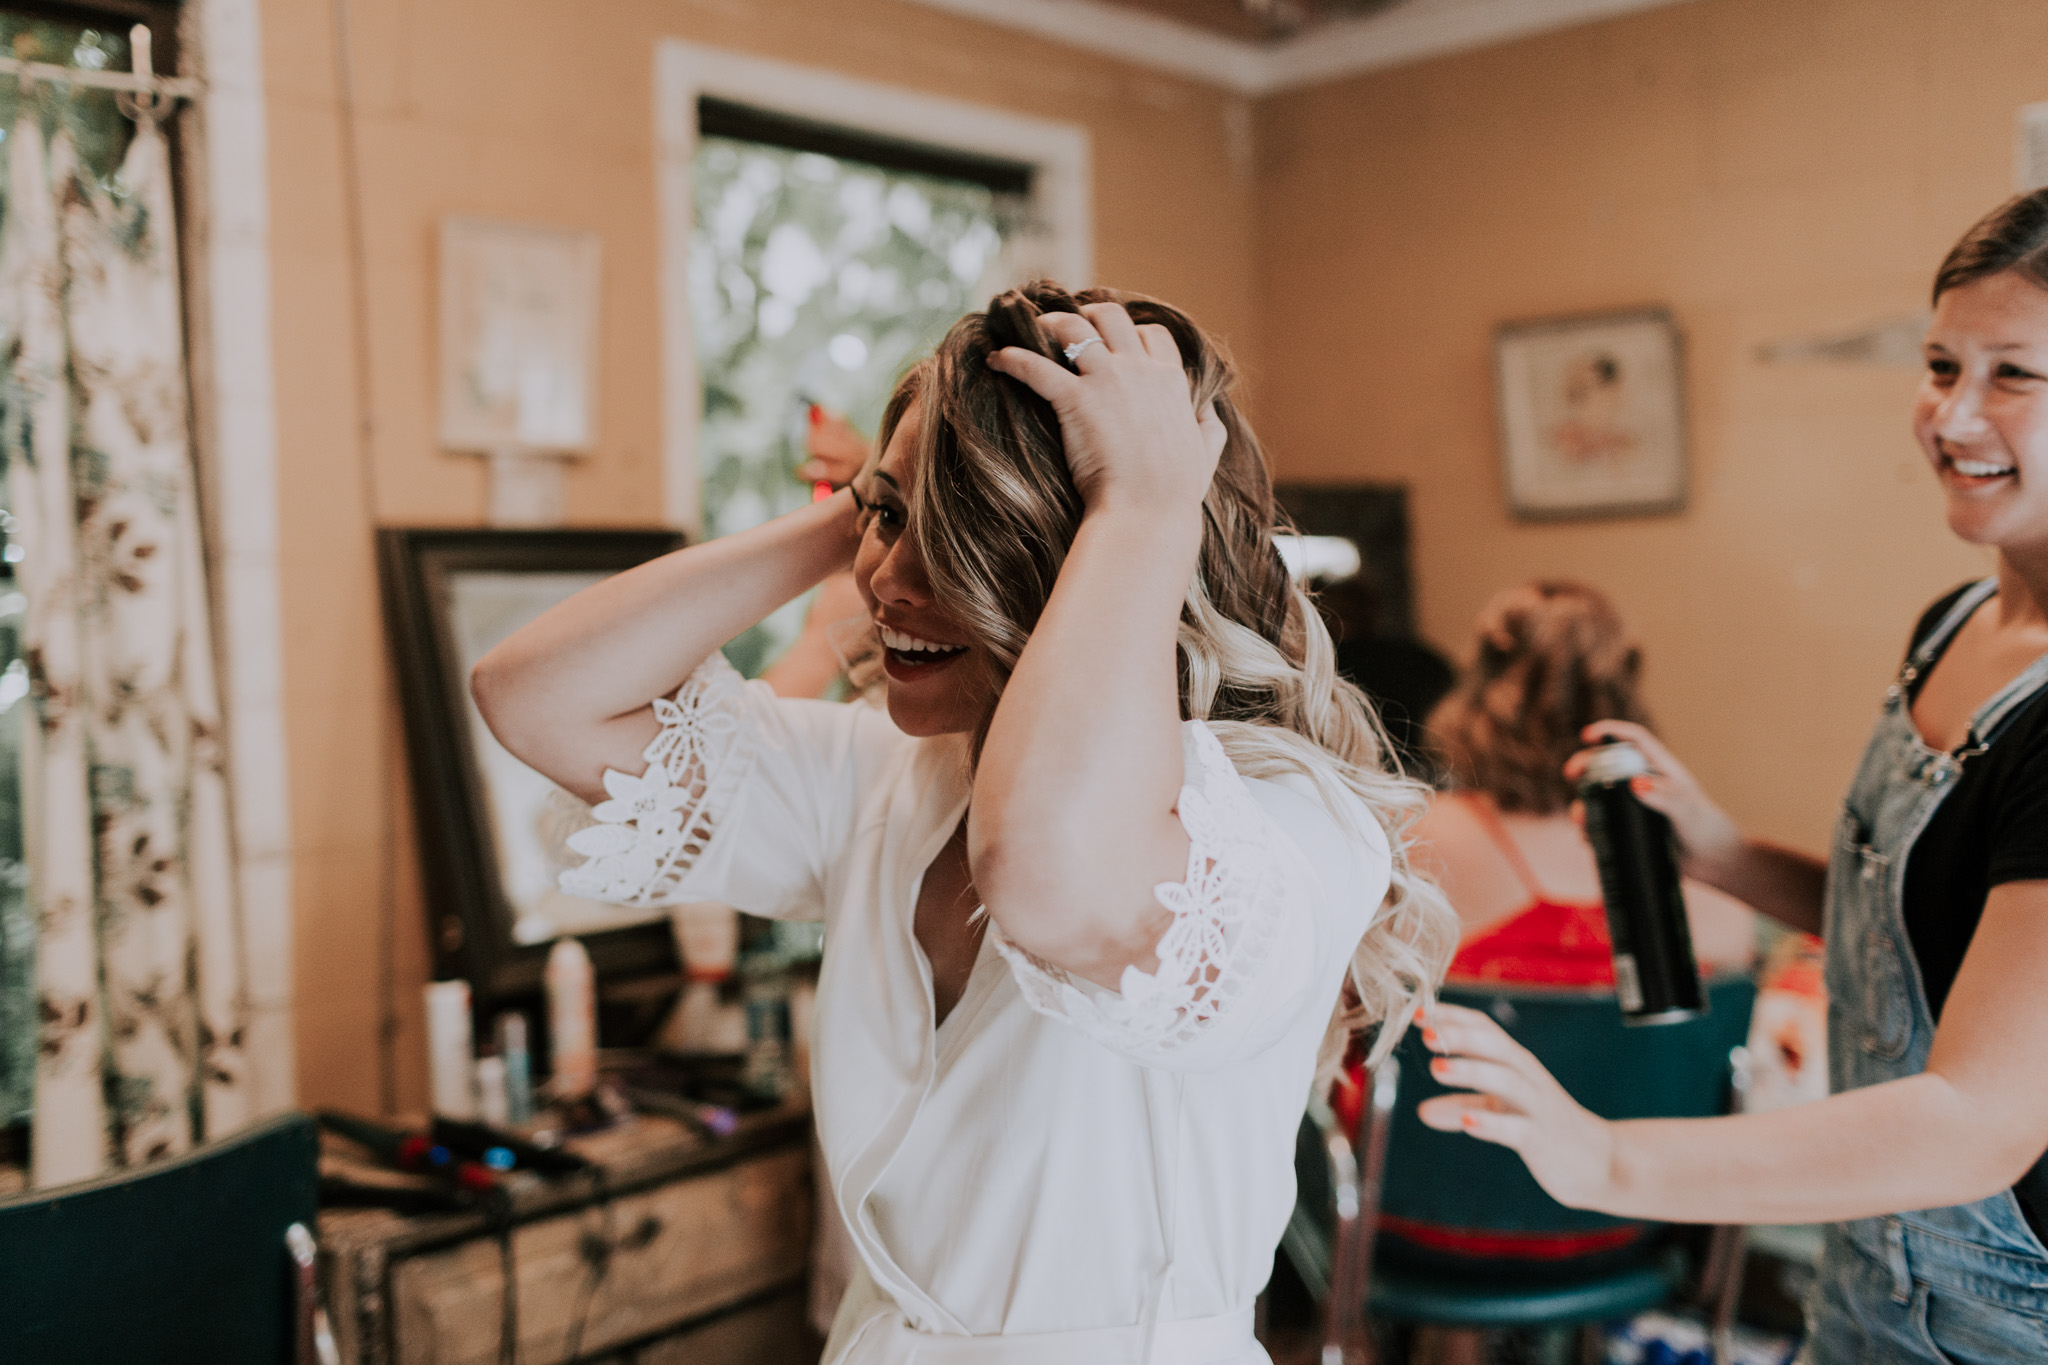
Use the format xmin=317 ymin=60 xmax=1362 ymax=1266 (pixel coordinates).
xmin=987 ymin=302 xmax=1226 ymax=518
xmin=1415 ymin=1003 xmax=1620 ymax=1212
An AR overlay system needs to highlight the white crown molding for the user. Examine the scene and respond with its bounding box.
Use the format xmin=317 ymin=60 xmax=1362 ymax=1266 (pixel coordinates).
xmin=907 ymin=0 xmax=1270 ymax=89
xmin=1260 ymin=0 xmax=1696 ymax=89
xmin=903 ymin=0 xmax=1697 ymax=95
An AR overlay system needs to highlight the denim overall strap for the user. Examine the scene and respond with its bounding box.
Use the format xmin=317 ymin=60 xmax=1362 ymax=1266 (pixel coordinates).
xmin=1800 ymin=579 xmax=2048 ymax=1364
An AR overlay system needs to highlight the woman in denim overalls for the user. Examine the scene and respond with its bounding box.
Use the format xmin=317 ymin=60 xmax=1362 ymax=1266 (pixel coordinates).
xmin=1415 ymin=193 xmax=2048 ymax=1362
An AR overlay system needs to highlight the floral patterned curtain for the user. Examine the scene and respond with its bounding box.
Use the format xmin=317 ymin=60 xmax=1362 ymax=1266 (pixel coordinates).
xmin=0 ymin=92 xmax=248 ymax=1186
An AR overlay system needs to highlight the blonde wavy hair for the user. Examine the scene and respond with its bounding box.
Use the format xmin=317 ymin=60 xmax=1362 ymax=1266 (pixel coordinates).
xmin=871 ymin=281 xmax=1457 ymax=1072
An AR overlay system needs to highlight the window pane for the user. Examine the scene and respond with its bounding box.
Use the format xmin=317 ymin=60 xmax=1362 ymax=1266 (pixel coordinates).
xmin=690 ymin=133 xmax=1012 ymax=675
xmin=0 ymin=20 xmax=135 ymax=182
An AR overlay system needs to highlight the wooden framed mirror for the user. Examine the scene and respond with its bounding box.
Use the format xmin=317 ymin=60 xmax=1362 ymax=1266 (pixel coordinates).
xmin=377 ymin=527 xmax=687 ymax=1013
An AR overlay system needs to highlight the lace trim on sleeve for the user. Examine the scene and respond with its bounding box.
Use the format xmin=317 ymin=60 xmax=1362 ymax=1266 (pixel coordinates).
xmin=991 ymin=721 xmax=1300 ymax=1061
xmin=558 ymin=653 xmax=754 ymax=907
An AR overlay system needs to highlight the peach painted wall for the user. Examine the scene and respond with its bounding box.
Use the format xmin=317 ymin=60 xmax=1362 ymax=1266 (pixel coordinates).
xmin=1253 ymin=0 xmax=2047 ymax=857
xmin=259 ymin=0 xmax=1263 ymax=1113
xmin=266 ymin=0 xmax=2048 ymax=1109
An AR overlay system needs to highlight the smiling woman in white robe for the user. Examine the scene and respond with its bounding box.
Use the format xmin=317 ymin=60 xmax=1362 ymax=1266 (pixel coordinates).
xmin=475 ymin=283 xmax=1457 ymax=1365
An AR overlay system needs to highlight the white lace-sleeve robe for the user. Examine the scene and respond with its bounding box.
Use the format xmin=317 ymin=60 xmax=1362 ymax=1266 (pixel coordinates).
xmin=563 ymin=656 xmax=1390 ymax=1365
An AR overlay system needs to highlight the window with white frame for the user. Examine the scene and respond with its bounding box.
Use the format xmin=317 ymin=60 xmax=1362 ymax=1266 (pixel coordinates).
xmin=689 ymin=102 xmax=1031 ymax=675
xmin=656 ymin=43 xmax=1092 ymax=675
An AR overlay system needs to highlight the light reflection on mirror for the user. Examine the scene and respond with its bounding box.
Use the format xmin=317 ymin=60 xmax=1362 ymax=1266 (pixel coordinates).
xmin=444 ymin=569 xmax=669 ymax=945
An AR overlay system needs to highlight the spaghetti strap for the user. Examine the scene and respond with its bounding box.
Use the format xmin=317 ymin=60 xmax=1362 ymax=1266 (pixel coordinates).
xmin=1461 ymin=793 xmax=1549 ymax=903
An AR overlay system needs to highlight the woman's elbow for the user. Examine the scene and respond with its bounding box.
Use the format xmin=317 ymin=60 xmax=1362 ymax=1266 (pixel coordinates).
xmin=975 ymin=847 xmax=1081 ymax=952
xmin=470 ymin=650 xmax=511 ymax=729
xmin=470 ymin=646 xmax=540 ymax=760
xmin=1930 ymin=1095 xmax=2048 ymax=1206
xmin=1972 ymin=1130 xmax=2048 ymax=1201
xmin=985 ymin=900 xmax=1097 ymax=971
xmin=979 ymin=855 xmax=1165 ymax=983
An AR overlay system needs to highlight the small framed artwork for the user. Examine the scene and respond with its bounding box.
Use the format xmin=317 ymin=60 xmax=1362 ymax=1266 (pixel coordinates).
xmin=1494 ymin=308 xmax=1688 ymax=520
xmin=439 ymin=217 xmax=602 ymax=454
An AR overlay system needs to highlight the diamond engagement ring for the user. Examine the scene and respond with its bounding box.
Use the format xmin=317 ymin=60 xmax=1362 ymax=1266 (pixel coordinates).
xmin=1062 ymin=337 xmax=1102 ymax=363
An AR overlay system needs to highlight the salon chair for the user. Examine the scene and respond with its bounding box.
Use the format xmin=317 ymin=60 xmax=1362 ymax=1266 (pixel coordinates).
xmin=0 ymin=1110 xmax=325 ymax=1365
xmin=1290 ymin=973 xmax=1756 ymax=1363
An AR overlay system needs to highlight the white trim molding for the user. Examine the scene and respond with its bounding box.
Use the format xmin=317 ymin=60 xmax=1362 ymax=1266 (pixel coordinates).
xmin=653 ymin=39 xmax=1092 ymax=533
xmin=905 ymin=0 xmax=1698 ymax=95
xmin=182 ymin=0 xmax=295 ymax=1114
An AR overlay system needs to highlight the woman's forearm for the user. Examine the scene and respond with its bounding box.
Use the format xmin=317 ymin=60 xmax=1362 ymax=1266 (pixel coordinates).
xmin=1424 ymin=885 xmax=2048 ymax=1227
xmin=1685 ymin=837 xmax=1827 ymax=935
xmin=970 ymin=503 xmax=1202 ymax=983
xmin=1602 ymin=1071 xmax=2034 ymax=1224
xmin=473 ymin=490 xmax=862 ymax=800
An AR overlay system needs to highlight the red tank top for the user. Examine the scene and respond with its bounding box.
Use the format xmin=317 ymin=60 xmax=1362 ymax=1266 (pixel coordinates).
xmin=1445 ymin=796 xmax=1615 ymax=986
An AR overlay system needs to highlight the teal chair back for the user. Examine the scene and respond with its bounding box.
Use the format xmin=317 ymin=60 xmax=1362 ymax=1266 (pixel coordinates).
xmin=0 ymin=1111 xmax=319 ymax=1365
xmin=1381 ymin=974 xmax=1755 ymax=1245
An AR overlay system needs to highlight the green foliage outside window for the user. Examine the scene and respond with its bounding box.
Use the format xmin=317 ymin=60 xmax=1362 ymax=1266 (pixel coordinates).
xmin=690 ymin=135 xmax=1011 ymax=676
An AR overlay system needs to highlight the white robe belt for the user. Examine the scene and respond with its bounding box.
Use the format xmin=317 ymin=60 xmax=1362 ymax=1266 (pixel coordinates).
xmin=839 ymin=1303 xmax=1258 ymax=1365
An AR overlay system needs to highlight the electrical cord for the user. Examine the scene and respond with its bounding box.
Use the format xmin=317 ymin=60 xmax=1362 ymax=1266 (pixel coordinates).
xmin=494 ymin=1171 xmax=610 ymax=1365
xmin=560 ymin=1167 xmax=615 ymax=1365
xmin=492 ymin=1189 xmax=518 ymax=1365
xmin=484 ymin=1133 xmax=603 ymax=1365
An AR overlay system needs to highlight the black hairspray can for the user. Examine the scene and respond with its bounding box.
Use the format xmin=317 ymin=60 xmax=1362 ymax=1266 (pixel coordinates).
xmin=1577 ymin=742 xmax=1706 ymax=1025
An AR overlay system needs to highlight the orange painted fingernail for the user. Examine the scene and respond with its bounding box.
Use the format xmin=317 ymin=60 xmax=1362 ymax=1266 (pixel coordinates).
xmin=1422 ymin=1028 xmax=1438 ymax=1045
xmin=1461 ymin=1113 xmax=1480 ymax=1130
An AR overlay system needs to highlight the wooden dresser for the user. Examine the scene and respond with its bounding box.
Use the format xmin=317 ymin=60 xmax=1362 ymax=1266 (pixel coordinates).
xmin=318 ymin=1105 xmax=817 ymax=1365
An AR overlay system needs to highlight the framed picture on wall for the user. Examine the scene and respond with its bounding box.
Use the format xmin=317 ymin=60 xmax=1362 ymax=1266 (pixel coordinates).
xmin=1494 ymin=308 xmax=1688 ymax=519
xmin=439 ymin=217 xmax=603 ymax=455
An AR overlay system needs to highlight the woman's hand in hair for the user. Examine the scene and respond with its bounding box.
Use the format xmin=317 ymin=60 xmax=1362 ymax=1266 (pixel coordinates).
xmin=1416 ymin=1003 xmax=1619 ymax=1210
xmin=988 ymin=303 xmax=1227 ymax=519
xmin=971 ymin=300 xmax=1223 ymax=988
xmin=1564 ymin=721 xmax=1743 ymax=871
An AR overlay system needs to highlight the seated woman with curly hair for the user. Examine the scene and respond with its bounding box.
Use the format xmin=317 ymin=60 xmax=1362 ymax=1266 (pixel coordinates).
xmin=1412 ymin=580 xmax=1755 ymax=987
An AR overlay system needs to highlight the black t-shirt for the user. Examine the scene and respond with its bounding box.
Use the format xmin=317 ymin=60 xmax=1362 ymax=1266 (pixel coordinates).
xmin=1902 ymin=584 xmax=2048 ymax=1245
xmin=1901 ymin=583 xmax=2048 ymax=1021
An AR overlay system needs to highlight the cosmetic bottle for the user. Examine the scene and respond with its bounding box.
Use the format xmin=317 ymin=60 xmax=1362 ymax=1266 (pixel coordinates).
xmin=545 ymin=937 xmax=598 ymax=1099
xmin=495 ymin=1011 xmax=536 ymax=1124
xmin=1577 ymin=741 xmax=1706 ymax=1024
xmin=663 ymin=903 xmax=748 ymax=1055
